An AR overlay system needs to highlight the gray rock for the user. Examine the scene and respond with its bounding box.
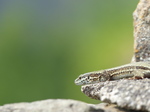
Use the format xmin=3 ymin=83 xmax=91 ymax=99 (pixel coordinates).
xmin=0 ymin=99 xmax=111 ymax=112
xmin=132 ymin=0 xmax=150 ymax=62
xmin=0 ymin=99 xmax=139 ymax=112
xmin=82 ymin=78 xmax=150 ymax=112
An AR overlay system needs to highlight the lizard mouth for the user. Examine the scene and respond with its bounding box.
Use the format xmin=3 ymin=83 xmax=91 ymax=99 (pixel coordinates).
xmin=74 ymin=78 xmax=84 ymax=85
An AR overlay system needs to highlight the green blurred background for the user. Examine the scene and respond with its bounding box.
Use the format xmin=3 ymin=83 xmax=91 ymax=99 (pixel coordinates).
xmin=0 ymin=0 xmax=138 ymax=105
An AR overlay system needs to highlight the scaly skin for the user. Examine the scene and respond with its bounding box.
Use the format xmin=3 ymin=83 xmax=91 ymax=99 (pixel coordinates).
xmin=74 ymin=62 xmax=150 ymax=85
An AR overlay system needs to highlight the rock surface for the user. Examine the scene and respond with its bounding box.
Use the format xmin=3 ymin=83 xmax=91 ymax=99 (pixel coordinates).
xmin=82 ymin=78 xmax=150 ymax=112
xmin=0 ymin=99 xmax=136 ymax=112
xmin=132 ymin=0 xmax=150 ymax=62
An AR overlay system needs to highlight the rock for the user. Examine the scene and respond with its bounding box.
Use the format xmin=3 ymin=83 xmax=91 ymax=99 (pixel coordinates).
xmin=0 ymin=99 xmax=139 ymax=112
xmin=81 ymin=78 xmax=150 ymax=112
xmin=0 ymin=99 xmax=107 ymax=112
xmin=132 ymin=0 xmax=150 ymax=62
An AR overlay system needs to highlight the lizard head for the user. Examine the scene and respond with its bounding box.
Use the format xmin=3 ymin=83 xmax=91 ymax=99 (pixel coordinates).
xmin=74 ymin=70 xmax=110 ymax=85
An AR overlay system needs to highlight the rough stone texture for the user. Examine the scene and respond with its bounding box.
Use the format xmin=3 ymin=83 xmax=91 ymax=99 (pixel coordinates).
xmin=0 ymin=99 xmax=136 ymax=112
xmin=0 ymin=99 xmax=102 ymax=112
xmin=132 ymin=0 xmax=150 ymax=62
xmin=82 ymin=78 xmax=150 ymax=112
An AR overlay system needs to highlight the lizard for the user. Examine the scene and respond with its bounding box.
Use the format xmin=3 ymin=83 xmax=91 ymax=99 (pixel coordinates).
xmin=74 ymin=62 xmax=150 ymax=85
